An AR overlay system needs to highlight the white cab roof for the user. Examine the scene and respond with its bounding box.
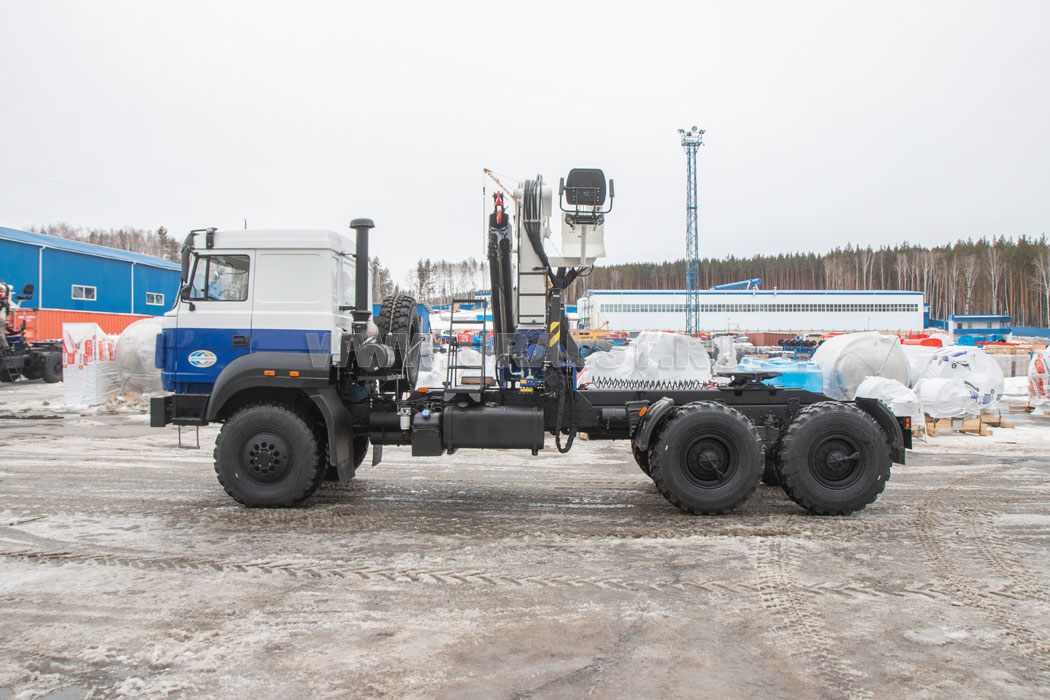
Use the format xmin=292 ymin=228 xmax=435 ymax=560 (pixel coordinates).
xmin=209 ymin=229 xmax=356 ymax=254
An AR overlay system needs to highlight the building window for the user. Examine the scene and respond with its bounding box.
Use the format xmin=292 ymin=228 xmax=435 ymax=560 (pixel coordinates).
xmin=146 ymin=292 xmax=165 ymax=306
xmin=72 ymin=284 xmax=96 ymax=301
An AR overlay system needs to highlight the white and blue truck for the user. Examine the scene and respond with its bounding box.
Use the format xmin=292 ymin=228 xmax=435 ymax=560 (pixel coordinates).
xmin=151 ymin=169 xmax=911 ymax=514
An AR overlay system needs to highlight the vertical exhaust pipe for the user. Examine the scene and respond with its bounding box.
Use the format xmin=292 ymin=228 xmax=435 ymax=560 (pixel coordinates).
xmin=350 ymin=218 xmax=374 ymax=334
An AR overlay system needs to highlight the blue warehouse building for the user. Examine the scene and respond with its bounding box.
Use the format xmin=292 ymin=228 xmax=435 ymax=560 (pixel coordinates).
xmin=0 ymin=226 xmax=181 ymax=340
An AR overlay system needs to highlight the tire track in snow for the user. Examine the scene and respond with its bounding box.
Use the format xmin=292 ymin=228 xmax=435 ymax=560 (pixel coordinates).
xmin=755 ymin=538 xmax=872 ymax=700
xmin=915 ymin=467 xmax=1050 ymax=668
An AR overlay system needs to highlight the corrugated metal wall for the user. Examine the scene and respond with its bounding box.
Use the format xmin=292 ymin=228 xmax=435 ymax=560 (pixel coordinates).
xmin=41 ymin=247 xmax=132 ymax=313
xmin=132 ymin=264 xmax=179 ymax=315
xmin=1 ymin=234 xmax=179 ymax=317
xmin=11 ymin=309 xmax=155 ymax=342
xmin=0 ymin=239 xmax=41 ymax=299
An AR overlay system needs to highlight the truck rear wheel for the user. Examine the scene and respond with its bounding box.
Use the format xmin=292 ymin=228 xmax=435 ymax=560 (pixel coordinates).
xmin=776 ymin=402 xmax=890 ymax=515
xmin=41 ymin=352 xmax=62 ymax=383
xmin=377 ymin=293 xmax=421 ymax=388
xmin=649 ymin=402 xmax=763 ymax=515
xmin=214 ymin=403 xmax=324 ymax=507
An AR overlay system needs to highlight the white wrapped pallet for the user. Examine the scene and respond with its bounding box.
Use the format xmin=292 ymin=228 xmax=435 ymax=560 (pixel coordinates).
xmin=914 ymin=378 xmax=975 ymax=418
xmin=899 ymin=344 xmax=940 ymax=387
xmin=856 ymin=376 xmax=923 ymax=426
xmin=921 ymin=346 xmax=1004 ymax=412
xmin=415 ymin=346 xmax=496 ymax=389
xmin=1029 ymin=349 xmax=1050 ymax=405
xmin=714 ymin=335 xmax=736 ymax=369
xmin=578 ymin=331 xmax=712 ymax=384
xmin=114 ymin=317 xmax=164 ymax=394
xmin=62 ymin=323 xmax=120 ymax=406
xmin=810 ymin=332 xmax=910 ymax=400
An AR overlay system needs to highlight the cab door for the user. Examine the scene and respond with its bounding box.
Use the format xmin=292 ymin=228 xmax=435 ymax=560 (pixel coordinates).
xmin=249 ymin=251 xmax=333 ymax=363
xmin=173 ymin=252 xmax=253 ymax=393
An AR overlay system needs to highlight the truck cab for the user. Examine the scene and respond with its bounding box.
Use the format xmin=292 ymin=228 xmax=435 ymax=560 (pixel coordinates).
xmin=158 ymin=229 xmax=361 ymax=414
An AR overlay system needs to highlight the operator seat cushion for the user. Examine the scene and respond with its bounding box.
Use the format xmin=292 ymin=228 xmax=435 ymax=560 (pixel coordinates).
xmin=565 ymin=168 xmax=606 ymax=206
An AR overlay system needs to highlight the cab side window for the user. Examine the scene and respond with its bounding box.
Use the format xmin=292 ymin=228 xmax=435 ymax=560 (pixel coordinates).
xmin=188 ymin=255 xmax=250 ymax=301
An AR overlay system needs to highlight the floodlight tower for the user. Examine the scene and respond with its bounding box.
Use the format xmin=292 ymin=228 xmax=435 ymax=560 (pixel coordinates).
xmin=679 ymin=126 xmax=705 ymax=335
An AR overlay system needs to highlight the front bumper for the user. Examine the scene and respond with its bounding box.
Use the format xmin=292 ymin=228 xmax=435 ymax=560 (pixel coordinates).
xmin=150 ymin=394 xmax=209 ymax=427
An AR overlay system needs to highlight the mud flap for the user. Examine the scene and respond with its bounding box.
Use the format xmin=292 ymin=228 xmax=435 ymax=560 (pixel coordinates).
xmin=854 ymin=397 xmax=908 ymax=464
xmin=632 ymin=397 xmax=675 ymax=452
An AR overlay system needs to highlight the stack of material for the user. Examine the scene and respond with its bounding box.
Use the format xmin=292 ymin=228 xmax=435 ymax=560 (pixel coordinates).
xmin=982 ymin=345 xmax=1031 ymax=378
xmin=579 ymin=331 xmax=712 ymax=386
xmin=856 ymin=376 xmax=923 ymax=426
xmin=415 ymin=346 xmax=496 ymax=389
xmin=62 ymin=323 xmax=120 ymax=406
xmin=810 ymin=332 xmax=910 ymax=401
xmin=114 ymin=317 xmax=164 ymax=394
xmin=899 ymin=343 xmax=941 ymax=387
xmin=917 ymin=346 xmax=1005 ymax=414
xmin=1030 ymin=349 xmax=1050 ymax=406
xmin=914 ymin=378 xmax=976 ymax=419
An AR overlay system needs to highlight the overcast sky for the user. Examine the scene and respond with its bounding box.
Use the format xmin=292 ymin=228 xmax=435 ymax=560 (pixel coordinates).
xmin=2 ymin=1 xmax=1048 ymax=284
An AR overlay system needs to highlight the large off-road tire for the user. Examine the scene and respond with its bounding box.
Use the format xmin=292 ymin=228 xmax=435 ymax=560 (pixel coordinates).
xmin=631 ymin=440 xmax=653 ymax=478
xmin=649 ymin=402 xmax=764 ymax=515
xmin=214 ymin=403 xmax=325 ymax=507
xmin=776 ymin=402 xmax=891 ymax=515
xmin=377 ymin=293 xmax=422 ymax=388
xmin=324 ymin=434 xmax=370 ymax=481
xmin=41 ymin=352 xmax=63 ymax=383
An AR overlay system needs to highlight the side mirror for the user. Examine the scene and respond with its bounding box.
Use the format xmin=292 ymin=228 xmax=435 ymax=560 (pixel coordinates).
xmin=21 ymin=283 xmax=34 ymax=297
xmin=180 ymin=283 xmax=193 ymax=301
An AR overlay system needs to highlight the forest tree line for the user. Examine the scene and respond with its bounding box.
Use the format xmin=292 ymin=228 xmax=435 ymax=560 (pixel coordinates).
xmin=30 ymin=223 xmax=181 ymax=262
xmin=400 ymin=236 xmax=1050 ymax=327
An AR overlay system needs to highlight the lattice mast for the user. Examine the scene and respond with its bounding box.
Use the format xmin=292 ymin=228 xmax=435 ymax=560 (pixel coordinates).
xmin=679 ymin=127 xmax=705 ymax=335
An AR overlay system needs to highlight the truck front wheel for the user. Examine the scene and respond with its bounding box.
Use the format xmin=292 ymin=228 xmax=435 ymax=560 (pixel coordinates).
xmin=214 ymin=403 xmax=324 ymax=507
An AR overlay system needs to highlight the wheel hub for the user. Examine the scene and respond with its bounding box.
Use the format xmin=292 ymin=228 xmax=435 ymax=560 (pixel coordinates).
xmin=812 ymin=437 xmax=862 ymax=487
xmin=242 ymin=432 xmax=292 ymax=484
xmin=684 ymin=436 xmax=735 ymax=486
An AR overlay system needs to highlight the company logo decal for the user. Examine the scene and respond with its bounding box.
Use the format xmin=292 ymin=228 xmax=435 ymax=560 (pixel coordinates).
xmin=187 ymin=350 xmax=218 ymax=368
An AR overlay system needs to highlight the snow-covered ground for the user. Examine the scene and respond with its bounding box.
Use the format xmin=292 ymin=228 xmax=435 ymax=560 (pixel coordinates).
xmin=1 ymin=379 xmax=1049 ymax=698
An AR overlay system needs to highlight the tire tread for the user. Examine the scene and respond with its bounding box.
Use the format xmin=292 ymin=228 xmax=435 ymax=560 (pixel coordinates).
xmin=214 ymin=402 xmax=324 ymax=507
xmin=649 ymin=402 xmax=764 ymax=515
xmin=776 ymin=401 xmax=890 ymax=515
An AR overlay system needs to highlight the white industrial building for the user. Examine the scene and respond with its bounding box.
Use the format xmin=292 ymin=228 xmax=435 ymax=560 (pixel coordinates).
xmin=576 ymin=289 xmax=925 ymax=333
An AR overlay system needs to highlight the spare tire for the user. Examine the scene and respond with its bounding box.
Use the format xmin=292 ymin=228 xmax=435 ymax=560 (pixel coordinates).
xmin=377 ymin=293 xmax=422 ymax=388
